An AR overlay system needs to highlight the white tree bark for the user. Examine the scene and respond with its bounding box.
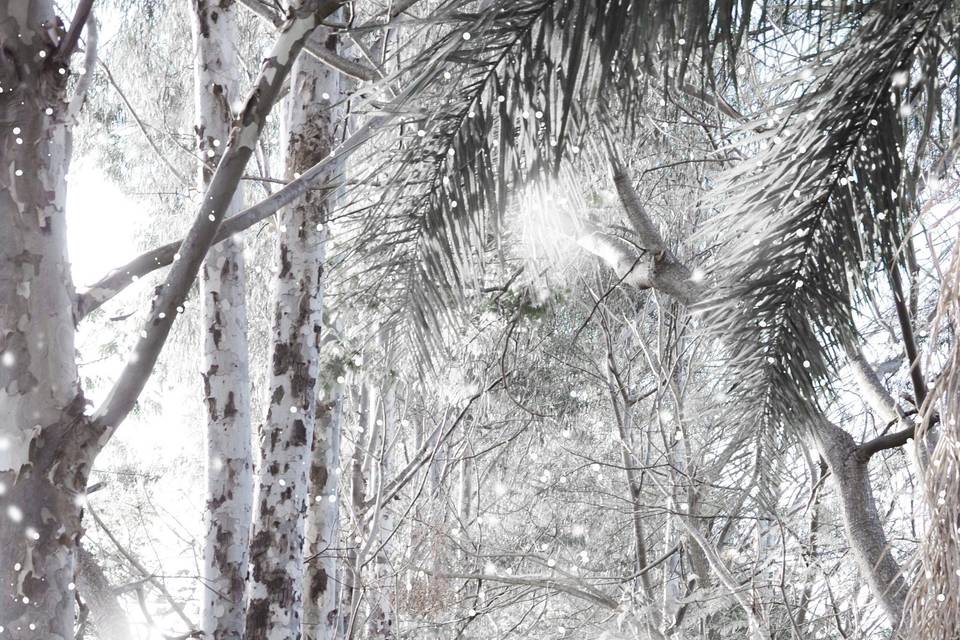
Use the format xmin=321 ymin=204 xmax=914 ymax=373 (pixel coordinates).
xmin=303 ymin=368 xmax=344 ymax=640
xmin=191 ymin=2 xmax=253 ymax=638
xmin=245 ymin=21 xmax=342 ymax=640
xmin=88 ymin=0 xmax=343 ymax=443
xmin=341 ymin=379 xmax=374 ymax=637
xmin=1 ymin=1 xmax=339 ymax=634
xmin=0 ymin=2 xmax=88 ymax=635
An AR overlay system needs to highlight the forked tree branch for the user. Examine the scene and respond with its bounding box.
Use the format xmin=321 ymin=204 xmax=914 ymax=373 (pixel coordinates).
xmin=587 ymin=135 xmax=923 ymax=472
xmin=67 ymin=9 xmax=98 ymax=118
xmin=57 ymin=0 xmax=94 ymax=60
xmin=646 ymin=473 xmax=770 ymax=639
xmin=75 ymin=114 xmax=386 ymax=320
xmin=574 ymin=142 xmax=705 ymax=305
xmin=844 ymin=344 xmax=932 ymax=461
xmin=856 ymin=424 xmax=920 ymax=461
xmin=84 ymin=0 xmax=345 ymax=454
xmin=580 ymin=129 xmax=911 ymax=626
xmin=237 ymin=0 xmax=381 ymax=81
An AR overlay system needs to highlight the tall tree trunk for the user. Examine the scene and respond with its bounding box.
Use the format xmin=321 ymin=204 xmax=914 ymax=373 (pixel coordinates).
xmin=0 ymin=2 xmax=89 ymax=635
xmin=245 ymin=22 xmax=342 ymax=639
xmin=0 ymin=1 xmax=336 ymax=634
xmin=191 ymin=2 xmax=253 ymax=638
xmin=303 ymin=371 xmax=344 ymax=640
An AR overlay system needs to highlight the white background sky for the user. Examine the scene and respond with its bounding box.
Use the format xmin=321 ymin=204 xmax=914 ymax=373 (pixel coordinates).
xmin=66 ymin=161 xmax=138 ymax=288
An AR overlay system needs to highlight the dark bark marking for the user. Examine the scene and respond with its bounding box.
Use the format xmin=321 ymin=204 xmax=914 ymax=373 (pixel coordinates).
xmin=291 ymin=419 xmax=307 ymax=446
xmin=223 ymin=391 xmax=237 ymax=419
xmin=201 ymin=368 xmax=218 ymax=420
xmin=309 ymin=566 xmax=328 ymax=599
xmin=279 ymin=243 xmax=291 ymax=278
xmin=194 ymin=0 xmax=212 ymax=37
xmin=0 ymin=330 xmax=38 ymax=394
xmin=310 ymin=463 xmax=328 ymax=490
xmin=246 ymin=597 xmax=270 ymax=632
xmin=273 ymin=342 xmax=293 ymax=376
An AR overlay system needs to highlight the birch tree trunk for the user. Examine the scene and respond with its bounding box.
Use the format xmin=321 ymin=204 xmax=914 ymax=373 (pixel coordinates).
xmin=303 ymin=369 xmax=344 ymax=640
xmin=245 ymin=22 xmax=342 ymax=640
xmin=191 ymin=2 xmax=253 ymax=638
xmin=1 ymin=1 xmax=337 ymax=634
xmin=0 ymin=2 xmax=88 ymax=635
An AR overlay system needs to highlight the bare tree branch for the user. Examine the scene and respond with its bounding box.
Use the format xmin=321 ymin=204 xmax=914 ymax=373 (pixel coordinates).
xmin=75 ymin=114 xmax=385 ymax=320
xmin=67 ymin=10 xmax=97 ymax=118
xmin=87 ymin=506 xmax=195 ymax=632
xmin=56 ymin=0 xmax=94 ymax=60
xmin=84 ymin=0 xmax=346 ymax=453
xmin=237 ymin=0 xmax=381 ymax=81
xmin=75 ymin=545 xmax=133 ymax=640
xmin=98 ymin=57 xmax=191 ymax=188
xmin=437 ymin=572 xmax=619 ymax=610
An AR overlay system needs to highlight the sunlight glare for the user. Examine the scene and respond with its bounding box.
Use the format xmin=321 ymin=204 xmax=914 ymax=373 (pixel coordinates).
xmin=66 ymin=161 xmax=139 ymax=287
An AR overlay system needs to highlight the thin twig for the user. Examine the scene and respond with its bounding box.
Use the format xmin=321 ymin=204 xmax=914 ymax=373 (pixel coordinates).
xmin=98 ymin=58 xmax=191 ymax=188
xmin=87 ymin=505 xmax=197 ymax=632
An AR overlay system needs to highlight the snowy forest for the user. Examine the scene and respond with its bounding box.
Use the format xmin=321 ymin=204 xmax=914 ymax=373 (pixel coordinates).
xmin=2 ymin=0 xmax=960 ymax=638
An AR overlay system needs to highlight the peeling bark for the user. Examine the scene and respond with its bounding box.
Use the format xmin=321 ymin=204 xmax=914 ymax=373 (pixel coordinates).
xmin=1 ymin=1 xmax=341 ymax=635
xmin=88 ymin=0 xmax=343 ymax=444
xmin=244 ymin=20 xmax=342 ymax=640
xmin=0 ymin=2 xmax=91 ymax=635
xmin=191 ymin=2 xmax=254 ymax=638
